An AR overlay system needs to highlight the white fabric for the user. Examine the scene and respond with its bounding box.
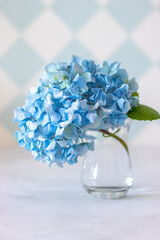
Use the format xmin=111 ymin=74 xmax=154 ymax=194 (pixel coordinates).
xmin=0 ymin=146 xmax=160 ymax=240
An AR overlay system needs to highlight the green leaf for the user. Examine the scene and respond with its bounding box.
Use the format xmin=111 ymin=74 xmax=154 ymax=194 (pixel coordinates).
xmin=131 ymin=92 xmax=139 ymax=97
xmin=127 ymin=104 xmax=160 ymax=121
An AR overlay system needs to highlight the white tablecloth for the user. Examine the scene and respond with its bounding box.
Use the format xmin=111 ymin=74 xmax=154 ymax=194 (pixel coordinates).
xmin=0 ymin=146 xmax=160 ymax=240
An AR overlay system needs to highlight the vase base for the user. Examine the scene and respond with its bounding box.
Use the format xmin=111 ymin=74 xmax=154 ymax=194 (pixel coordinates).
xmin=85 ymin=186 xmax=130 ymax=199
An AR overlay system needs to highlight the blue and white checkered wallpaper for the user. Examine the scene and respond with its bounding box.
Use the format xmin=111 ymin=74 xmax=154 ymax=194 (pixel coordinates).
xmin=0 ymin=0 xmax=160 ymax=147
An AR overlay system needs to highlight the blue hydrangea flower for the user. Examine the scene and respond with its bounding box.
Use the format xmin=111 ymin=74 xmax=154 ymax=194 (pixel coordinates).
xmin=14 ymin=56 xmax=139 ymax=167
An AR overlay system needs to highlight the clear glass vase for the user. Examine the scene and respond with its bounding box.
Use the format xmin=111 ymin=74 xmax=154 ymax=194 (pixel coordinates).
xmin=81 ymin=120 xmax=133 ymax=199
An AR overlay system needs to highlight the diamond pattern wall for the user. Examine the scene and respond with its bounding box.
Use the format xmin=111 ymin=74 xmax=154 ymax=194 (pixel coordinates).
xmin=0 ymin=0 xmax=44 ymax=30
xmin=53 ymin=0 xmax=98 ymax=31
xmin=0 ymin=39 xmax=44 ymax=86
xmin=0 ymin=0 xmax=160 ymax=147
xmin=107 ymin=0 xmax=152 ymax=32
xmin=110 ymin=40 xmax=151 ymax=78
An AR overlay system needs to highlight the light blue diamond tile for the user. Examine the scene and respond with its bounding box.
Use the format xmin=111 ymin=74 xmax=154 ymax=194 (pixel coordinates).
xmin=107 ymin=0 xmax=152 ymax=32
xmin=0 ymin=40 xmax=44 ymax=86
xmin=0 ymin=0 xmax=44 ymax=30
xmin=109 ymin=40 xmax=151 ymax=79
xmin=0 ymin=94 xmax=26 ymax=135
xmin=54 ymin=39 xmax=95 ymax=62
xmin=53 ymin=0 xmax=98 ymax=31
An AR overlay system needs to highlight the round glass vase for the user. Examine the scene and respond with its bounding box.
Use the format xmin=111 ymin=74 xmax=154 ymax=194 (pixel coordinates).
xmin=81 ymin=120 xmax=133 ymax=199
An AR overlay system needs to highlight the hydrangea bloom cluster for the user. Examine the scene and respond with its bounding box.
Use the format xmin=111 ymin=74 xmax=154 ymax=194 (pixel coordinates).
xmin=14 ymin=56 xmax=138 ymax=167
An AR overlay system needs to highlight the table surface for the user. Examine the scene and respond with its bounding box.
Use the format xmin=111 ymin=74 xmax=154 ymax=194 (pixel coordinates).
xmin=0 ymin=146 xmax=160 ymax=240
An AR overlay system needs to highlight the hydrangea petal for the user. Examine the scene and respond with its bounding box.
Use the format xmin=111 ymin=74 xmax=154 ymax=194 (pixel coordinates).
xmin=86 ymin=112 xmax=97 ymax=123
xmin=63 ymin=124 xmax=77 ymax=140
xmin=52 ymin=88 xmax=63 ymax=99
xmin=45 ymin=63 xmax=57 ymax=74
xmin=46 ymin=140 xmax=56 ymax=151
xmin=128 ymin=78 xmax=138 ymax=93
xmin=77 ymin=143 xmax=88 ymax=156
xmin=14 ymin=55 xmax=139 ymax=167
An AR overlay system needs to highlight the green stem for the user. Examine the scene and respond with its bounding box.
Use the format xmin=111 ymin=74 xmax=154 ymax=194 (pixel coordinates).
xmin=99 ymin=129 xmax=129 ymax=156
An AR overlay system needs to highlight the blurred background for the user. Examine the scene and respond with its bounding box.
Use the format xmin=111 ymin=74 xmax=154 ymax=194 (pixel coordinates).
xmin=0 ymin=0 xmax=160 ymax=148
